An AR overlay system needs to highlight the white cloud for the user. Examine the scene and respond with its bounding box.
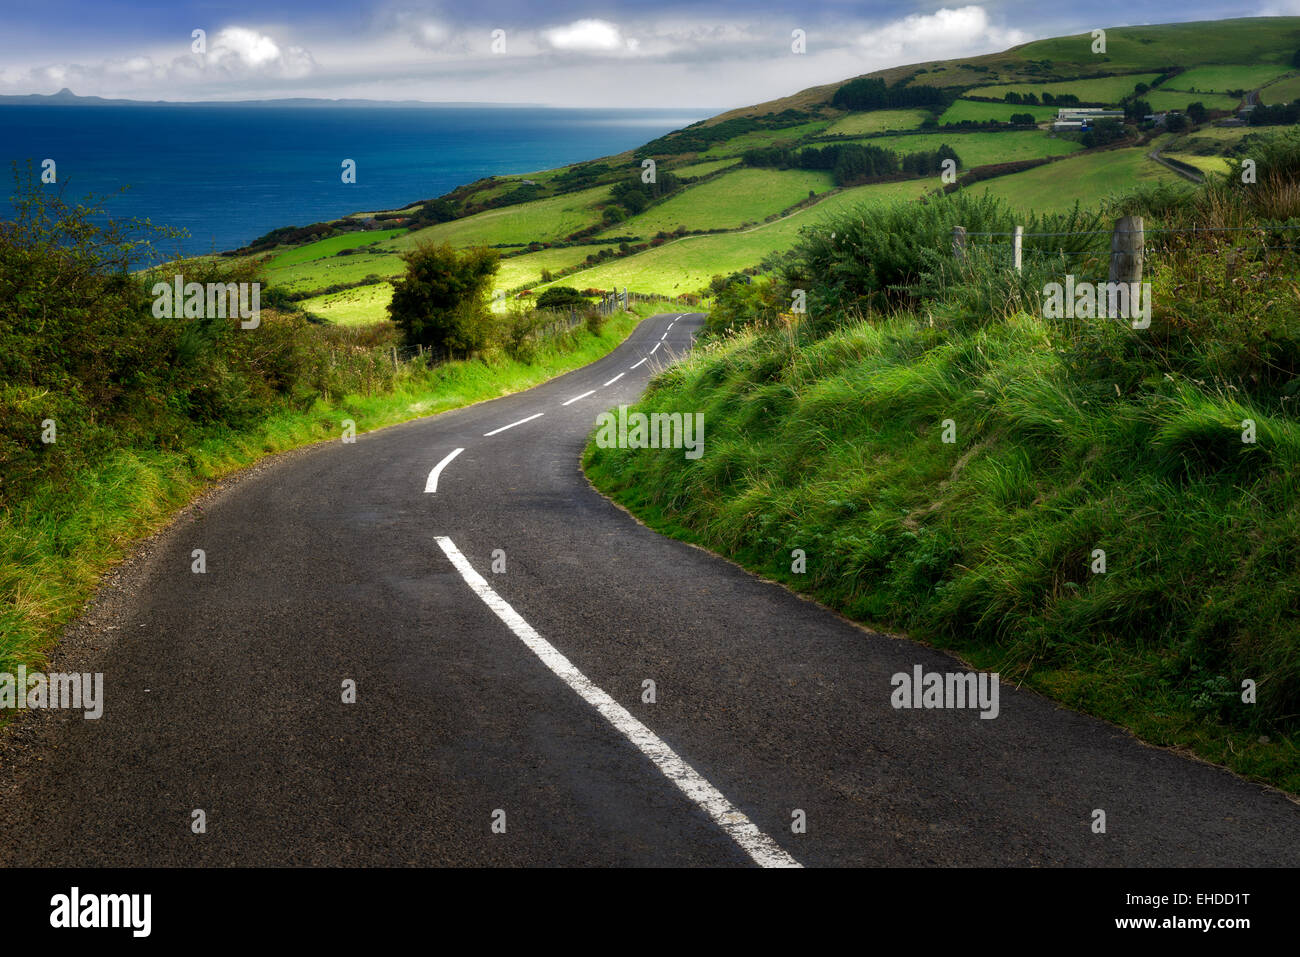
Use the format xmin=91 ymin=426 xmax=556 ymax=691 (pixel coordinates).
xmin=858 ymin=6 xmax=1029 ymax=63
xmin=205 ymin=27 xmax=315 ymax=78
xmin=542 ymin=19 xmax=637 ymax=53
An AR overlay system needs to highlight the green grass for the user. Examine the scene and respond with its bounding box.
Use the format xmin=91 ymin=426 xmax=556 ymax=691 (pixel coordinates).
xmin=263 ymin=228 xmax=406 ymax=269
xmin=556 ymin=179 xmax=936 ymax=294
xmin=973 ymin=147 xmax=1181 ymax=212
xmin=1164 ymin=64 xmax=1292 ymax=93
xmin=264 ymin=249 xmax=405 ymax=294
xmin=823 ymin=110 xmax=932 ymax=135
xmin=669 ymin=159 xmax=740 ymax=178
xmin=391 ymin=181 xmax=614 ymax=248
xmin=584 ymin=313 xmax=1300 ymax=794
xmin=851 ymin=130 xmax=1082 ymax=167
xmin=966 ymin=73 xmax=1163 ymax=104
xmin=1144 ymin=90 xmax=1243 ymax=112
xmin=604 ymin=168 xmax=835 ymax=238
xmin=494 ymin=246 xmax=601 ymax=292
xmin=1162 ymin=152 xmax=1231 ymax=175
xmin=299 ymin=283 xmax=395 ymax=325
xmin=1 ymin=309 xmax=645 ymax=681
xmin=939 ymin=100 xmax=1059 ymax=125
xmin=1260 ymin=73 xmax=1300 ymax=104
xmin=697 ymin=120 xmax=833 ymax=158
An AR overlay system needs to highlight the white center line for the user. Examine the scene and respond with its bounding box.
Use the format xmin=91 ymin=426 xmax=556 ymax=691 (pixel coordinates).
xmin=630 ymin=357 xmax=648 ymax=369
xmin=650 ymin=342 xmax=661 ymax=355
xmin=484 ymin=412 xmax=544 ymax=437
xmin=434 ymin=536 xmax=801 ymax=869
xmin=423 ymin=447 xmax=464 ymax=494
xmin=660 ymin=330 xmax=669 ymax=340
xmin=562 ymin=390 xmax=596 ymax=406
xmin=603 ymin=373 xmax=625 ymax=387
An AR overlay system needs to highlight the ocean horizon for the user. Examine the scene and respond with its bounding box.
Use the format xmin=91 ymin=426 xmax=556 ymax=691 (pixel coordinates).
xmin=0 ymin=103 xmax=712 ymax=259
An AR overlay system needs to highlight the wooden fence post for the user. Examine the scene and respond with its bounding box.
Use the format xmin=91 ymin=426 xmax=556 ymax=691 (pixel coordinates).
xmin=1013 ymin=225 xmax=1023 ymax=272
xmin=952 ymin=225 xmax=967 ymax=262
xmin=1109 ymin=216 xmax=1144 ymax=283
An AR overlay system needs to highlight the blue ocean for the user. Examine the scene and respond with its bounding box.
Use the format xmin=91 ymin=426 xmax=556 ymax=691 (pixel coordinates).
xmin=0 ymin=104 xmax=710 ymax=257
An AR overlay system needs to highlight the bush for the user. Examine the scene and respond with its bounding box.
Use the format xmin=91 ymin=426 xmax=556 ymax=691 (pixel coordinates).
xmin=387 ymin=241 xmax=499 ymax=356
xmin=537 ymin=286 xmax=589 ymax=310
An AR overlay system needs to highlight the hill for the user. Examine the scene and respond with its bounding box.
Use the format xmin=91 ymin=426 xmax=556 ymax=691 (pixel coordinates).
xmin=237 ymin=17 xmax=1300 ymax=324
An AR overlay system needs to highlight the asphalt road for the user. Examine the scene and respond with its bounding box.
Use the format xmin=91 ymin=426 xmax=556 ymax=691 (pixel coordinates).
xmin=2 ymin=311 xmax=1297 ymax=867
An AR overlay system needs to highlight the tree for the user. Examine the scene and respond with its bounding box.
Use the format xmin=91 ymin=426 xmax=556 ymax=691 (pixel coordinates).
xmin=387 ymin=242 xmax=499 ymax=355
xmin=1187 ymin=101 xmax=1208 ymax=125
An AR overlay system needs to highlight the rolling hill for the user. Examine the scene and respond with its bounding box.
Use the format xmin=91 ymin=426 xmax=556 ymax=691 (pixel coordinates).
xmin=240 ymin=16 xmax=1300 ymax=324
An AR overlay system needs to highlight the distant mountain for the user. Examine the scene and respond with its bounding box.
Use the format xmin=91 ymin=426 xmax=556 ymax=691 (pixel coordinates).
xmin=0 ymin=88 xmax=541 ymax=109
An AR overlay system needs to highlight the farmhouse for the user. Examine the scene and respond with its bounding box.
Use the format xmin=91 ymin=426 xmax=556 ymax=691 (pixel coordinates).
xmin=1052 ymin=107 xmax=1125 ymax=131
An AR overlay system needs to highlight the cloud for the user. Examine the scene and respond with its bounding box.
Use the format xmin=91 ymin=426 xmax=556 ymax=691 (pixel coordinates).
xmin=204 ymin=27 xmax=315 ymax=78
xmin=857 ymin=6 xmax=1029 ymax=62
xmin=542 ymin=19 xmax=638 ymax=53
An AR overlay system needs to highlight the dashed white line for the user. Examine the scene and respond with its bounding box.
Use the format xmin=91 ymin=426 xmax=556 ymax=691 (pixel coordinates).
xmin=434 ymin=536 xmax=802 ymax=869
xmin=484 ymin=412 xmax=544 ymax=437
xmin=562 ymin=390 xmax=596 ymax=406
xmin=630 ymin=357 xmax=648 ymax=369
xmin=423 ymin=447 xmax=464 ymax=494
xmin=650 ymin=342 xmax=661 ymax=355
xmin=660 ymin=331 xmax=669 ymax=340
xmin=603 ymin=373 xmax=625 ymax=387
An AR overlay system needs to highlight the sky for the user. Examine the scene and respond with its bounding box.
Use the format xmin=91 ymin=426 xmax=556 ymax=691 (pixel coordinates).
xmin=0 ymin=1 xmax=1293 ymax=109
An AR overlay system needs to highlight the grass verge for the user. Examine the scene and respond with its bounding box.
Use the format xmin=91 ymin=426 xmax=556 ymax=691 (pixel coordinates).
xmin=584 ymin=316 xmax=1300 ymax=794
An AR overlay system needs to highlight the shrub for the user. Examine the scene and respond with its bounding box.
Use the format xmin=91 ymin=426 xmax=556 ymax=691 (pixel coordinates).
xmin=387 ymin=241 xmax=499 ymax=356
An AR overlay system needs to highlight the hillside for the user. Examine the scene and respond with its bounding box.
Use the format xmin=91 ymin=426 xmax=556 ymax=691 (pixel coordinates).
xmin=238 ymin=17 xmax=1300 ymax=325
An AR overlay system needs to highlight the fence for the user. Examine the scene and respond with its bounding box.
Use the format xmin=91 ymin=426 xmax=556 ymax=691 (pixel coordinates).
xmin=954 ymin=217 xmax=1146 ymax=283
xmin=953 ymin=217 xmax=1300 ymax=286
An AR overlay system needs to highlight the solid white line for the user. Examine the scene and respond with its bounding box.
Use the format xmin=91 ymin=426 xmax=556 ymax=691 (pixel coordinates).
xmin=424 ymin=447 xmax=465 ymax=494
xmin=562 ymin=390 xmax=596 ymax=406
xmin=434 ymin=536 xmax=801 ymax=869
xmin=603 ymin=373 xmax=625 ymax=387
xmin=630 ymin=357 xmax=648 ymax=369
xmin=484 ymin=412 xmax=544 ymax=437
xmin=660 ymin=331 xmax=669 ymax=340
xmin=650 ymin=342 xmax=661 ymax=355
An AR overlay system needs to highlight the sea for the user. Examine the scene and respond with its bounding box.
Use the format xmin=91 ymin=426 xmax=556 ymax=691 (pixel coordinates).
xmin=0 ymin=104 xmax=712 ymax=259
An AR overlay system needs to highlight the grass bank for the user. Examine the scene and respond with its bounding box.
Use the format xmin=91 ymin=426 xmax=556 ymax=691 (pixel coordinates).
xmin=585 ymin=315 xmax=1300 ymax=793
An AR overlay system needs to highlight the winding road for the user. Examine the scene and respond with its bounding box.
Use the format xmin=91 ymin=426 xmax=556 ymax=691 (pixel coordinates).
xmin=1 ymin=311 xmax=1297 ymax=867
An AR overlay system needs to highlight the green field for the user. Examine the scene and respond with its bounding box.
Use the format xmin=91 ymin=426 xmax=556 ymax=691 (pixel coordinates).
xmin=697 ymin=120 xmax=832 ymax=158
xmin=966 ymin=73 xmax=1162 ymax=104
xmin=939 ymin=100 xmax=1058 ymax=125
xmin=1144 ymin=89 xmax=1243 ymax=112
xmin=1164 ymin=64 xmax=1292 ymax=93
xmin=299 ymin=282 xmax=394 ymax=325
xmin=602 ymin=167 xmax=835 ymax=238
xmin=391 ymin=181 xmax=614 ymax=249
xmin=264 ymin=249 xmax=404 ymax=294
xmin=823 ymin=109 xmax=931 ymax=135
xmin=853 ymin=130 xmax=1082 ymax=167
xmin=263 ymin=228 xmax=405 ymax=270
xmin=974 ymin=147 xmax=1181 ymax=213
xmin=494 ymin=246 xmax=598 ymax=292
xmin=1260 ymin=73 xmax=1300 ymax=104
xmin=1163 ymin=151 xmax=1231 ymax=175
xmin=559 ymin=179 xmax=936 ymax=294
xmin=669 ymin=159 xmax=740 ymax=178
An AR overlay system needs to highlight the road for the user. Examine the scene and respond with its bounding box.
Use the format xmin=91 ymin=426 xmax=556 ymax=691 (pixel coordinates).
xmin=1 ymin=311 xmax=1297 ymax=867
